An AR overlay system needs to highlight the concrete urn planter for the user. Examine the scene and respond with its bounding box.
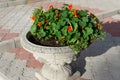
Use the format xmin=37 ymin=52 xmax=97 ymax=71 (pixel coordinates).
xmin=20 ymin=29 xmax=80 ymax=80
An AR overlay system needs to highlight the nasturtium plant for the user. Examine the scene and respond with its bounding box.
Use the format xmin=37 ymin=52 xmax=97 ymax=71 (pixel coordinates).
xmin=30 ymin=4 xmax=105 ymax=54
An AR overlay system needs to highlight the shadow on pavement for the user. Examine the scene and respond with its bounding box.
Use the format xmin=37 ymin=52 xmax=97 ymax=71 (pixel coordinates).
xmin=70 ymin=21 xmax=120 ymax=76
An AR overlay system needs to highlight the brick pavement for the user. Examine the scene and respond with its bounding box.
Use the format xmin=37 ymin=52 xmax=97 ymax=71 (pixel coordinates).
xmin=0 ymin=1 xmax=120 ymax=80
xmin=0 ymin=0 xmax=26 ymax=8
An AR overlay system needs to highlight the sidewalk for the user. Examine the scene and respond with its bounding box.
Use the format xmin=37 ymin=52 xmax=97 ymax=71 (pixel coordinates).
xmin=0 ymin=1 xmax=120 ymax=80
xmin=0 ymin=0 xmax=26 ymax=8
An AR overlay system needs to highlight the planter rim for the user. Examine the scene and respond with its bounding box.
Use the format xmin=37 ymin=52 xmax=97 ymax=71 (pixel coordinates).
xmin=20 ymin=28 xmax=70 ymax=49
xmin=20 ymin=28 xmax=75 ymax=64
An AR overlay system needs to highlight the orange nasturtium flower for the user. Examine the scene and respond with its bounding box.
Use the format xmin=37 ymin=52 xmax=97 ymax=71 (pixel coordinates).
xmin=56 ymin=13 xmax=60 ymax=17
xmin=30 ymin=15 xmax=36 ymax=22
xmin=67 ymin=26 xmax=73 ymax=32
xmin=49 ymin=5 xmax=54 ymax=9
xmin=37 ymin=22 xmax=42 ymax=27
xmin=73 ymin=8 xmax=77 ymax=17
xmin=94 ymin=16 xmax=97 ymax=20
xmin=68 ymin=4 xmax=72 ymax=9
xmin=97 ymin=23 xmax=101 ymax=29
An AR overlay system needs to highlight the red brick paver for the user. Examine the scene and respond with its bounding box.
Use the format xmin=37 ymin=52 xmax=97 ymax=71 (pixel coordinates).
xmin=16 ymin=50 xmax=31 ymax=60
xmin=0 ymin=27 xmax=19 ymax=41
xmin=102 ymin=18 xmax=120 ymax=37
xmin=0 ymin=33 xmax=6 ymax=39
xmin=0 ymin=28 xmax=9 ymax=33
xmin=27 ymin=57 xmax=43 ymax=68
xmin=8 ymin=48 xmax=22 ymax=54
xmin=8 ymin=48 xmax=43 ymax=68
xmin=2 ymin=33 xmax=19 ymax=41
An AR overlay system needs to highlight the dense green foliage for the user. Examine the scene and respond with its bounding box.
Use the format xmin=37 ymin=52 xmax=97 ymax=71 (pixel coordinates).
xmin=30 ymin=4 xmax=105 ymax=54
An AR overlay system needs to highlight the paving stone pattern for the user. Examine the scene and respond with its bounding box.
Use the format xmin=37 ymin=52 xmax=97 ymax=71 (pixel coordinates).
xmin=70 ymin=33 xmax=120 ymax=80
xmin=0 ymin=0 xmax=26 ymax=8
xmin=0 ymin=34 xmax=120 ymax=80
xmin=0 ymin=1 xmax=120 ymax=80
xmin=0 ymin=51 xmax=40 ymax=80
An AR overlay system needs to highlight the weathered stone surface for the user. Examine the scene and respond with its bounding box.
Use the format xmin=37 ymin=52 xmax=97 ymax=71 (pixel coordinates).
xmin=0 ymin=2 xmax=7 ymax=8
xmin=23 ymin=68 xmax=39 ymax=78
xmin=7 ymin=0 xmax=26 ymax=7
xmin=0 ymin=39 xmax=15 ymax=53
xmin=0 ymin=52 xmax=16 ymax=74
xmin=6 ymin=60 xmax=27 ymax=80
xmin=91 ymin=56 xmax=113 ymax=80
xmin=0 ymin=52 xmax=3 ymax=59
xmin=14 ymin=37 xmax=21 ymax=48
xmin=19 ymin=77 xmax=38 ymax=80
xmin=81 ymin=59 xmax=93 ymax=79
xmin=0 ymin=72 xmax=12 ymax=80
xmin=0 ymin=0 xmax=26 ymax=8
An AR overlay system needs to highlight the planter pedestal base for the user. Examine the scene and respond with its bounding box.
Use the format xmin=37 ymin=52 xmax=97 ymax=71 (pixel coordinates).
xmin=35 ymin=70 xmax=80 ymax=80
xmin=35 ymin=63 xmax=80 ymax=80
xmin=20 ymin=30 xmax=81 ymax=80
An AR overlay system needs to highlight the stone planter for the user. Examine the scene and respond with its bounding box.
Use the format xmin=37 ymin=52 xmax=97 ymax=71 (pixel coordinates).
xmin=20 ymin=29 xmax=80 ymax=80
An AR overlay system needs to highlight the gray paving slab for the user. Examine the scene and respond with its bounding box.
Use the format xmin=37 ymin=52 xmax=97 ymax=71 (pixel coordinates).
xmin=6 ymin=60 xmax=27 ymax=80
xmin=5 ymin=5 xmax=29 ymax=29
xmin=19 ymin=76 xmax=38 ymax=80
xmin=0 ymin=0 xmax=26 ymax=8
xmin=14 ymin=37 xmax=21 ymax=48
xmin=91 ymin=56 xmax=113 ymax=80
xmin=0 ymin=72 xmax=13 ymax=80
xmin=104 ymin=47 xmax=120 ymax=80
xmin=21 ymin=68 xmax=39 ymax=80
xmin=0 ymin=2 xmax=8 ymax=8
xmin=112 ymin=16 xmax=120 ymax=20
xmin=0 ymin=7 xmax=15 ymax=22
xmin=116 ymin=46 xmax=120 ymax=54
xmin=0 ymin=52 xmax=16 ymax=74
xmin=0 ymin=5 xmax=24 ymax=27
xmin=0 ymin=52 xmax=39 ymax=80
xmin=81 ymin=47 xmax=120 ymax=80
xmin=0 ymin=52 xmax=3 ymax=59
xmin=81 ymin=58 xmax=93 ymax=79
xmin=56 ymin=0 xmax=120 ymax=11
xmin=96 ymin=8 xmax=120 ymax=20
xmin=23 ymin=68 xmax=39 ymax=77
xmin=0 ymin=39 xmax=16 ymax=53
xmin=7 ymin=0 xmax=26 ymax=7
xmin=10 ymin=6 xmax=33 ymax=33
